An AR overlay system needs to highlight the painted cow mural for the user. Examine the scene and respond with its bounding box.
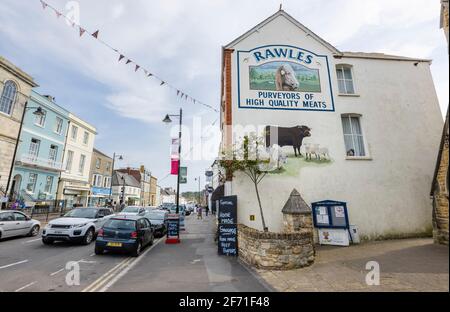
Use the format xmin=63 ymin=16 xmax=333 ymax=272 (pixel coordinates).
xmin=265 ymin=125 xmax=311 ymax=157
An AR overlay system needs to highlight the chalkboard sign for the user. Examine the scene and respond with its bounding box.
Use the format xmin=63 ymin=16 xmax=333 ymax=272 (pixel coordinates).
xmin=218 ymin=224 xmax=237 ymax=256
xmin=166 ymin=214 xmax=180 ymax=241
xmin=218 ymin=195 xmax=238 ymax=256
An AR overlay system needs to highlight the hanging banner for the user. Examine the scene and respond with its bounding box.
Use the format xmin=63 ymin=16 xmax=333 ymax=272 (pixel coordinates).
xmin=170 ymin=158 xmax=179 ymax=175
xmin=237 ymin=45 xmax=335 ymax=112
xmin=180 ymin=167 xmax=187 ymax=184
xmin=171 ymin=138 xmax=179 ymax=157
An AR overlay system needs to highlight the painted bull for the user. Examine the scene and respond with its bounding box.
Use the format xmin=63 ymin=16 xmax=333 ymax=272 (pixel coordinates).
xmin=275 ymin=64 xmax=299 ymax=91
xmin=265 ymin=125 xmax=312 ymax=157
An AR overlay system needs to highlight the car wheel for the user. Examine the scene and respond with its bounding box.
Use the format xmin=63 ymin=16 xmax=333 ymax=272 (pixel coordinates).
xmin=82 ymin=228 xmax=95 ymax=245
xmin=131 ymin=241 xmax=142 ymax=257
xmin=42 ymin=237 xmax=54 ymax=245
xmin=28 ymin=225 xmax=40 ymax=237
xmin=94 ymin=246 xmax=104 ymax=255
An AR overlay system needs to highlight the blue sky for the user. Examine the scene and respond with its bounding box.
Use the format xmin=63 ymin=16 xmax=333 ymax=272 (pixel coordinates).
xmin=0 ymin=0 xmax=448 ymax=191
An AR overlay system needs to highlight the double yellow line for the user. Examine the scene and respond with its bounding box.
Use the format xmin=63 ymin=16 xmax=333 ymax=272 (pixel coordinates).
xmin=81 ymin=257 xmax=133 ymax=292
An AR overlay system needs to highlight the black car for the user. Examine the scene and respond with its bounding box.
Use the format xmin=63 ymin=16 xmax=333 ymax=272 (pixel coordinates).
xmin=95 ymin=215 xmax=154 ymax=257
xmin=144 ymin=209 xmax=168 ymax=237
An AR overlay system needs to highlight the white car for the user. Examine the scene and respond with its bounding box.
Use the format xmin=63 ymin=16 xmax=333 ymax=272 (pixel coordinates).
xmin=42 ymin=207 xmax=113 ymax=245
xmin=117 ymin=206 xmax=146 ymax=216
xmin=0 ymin=210 xmax=40 ymax=240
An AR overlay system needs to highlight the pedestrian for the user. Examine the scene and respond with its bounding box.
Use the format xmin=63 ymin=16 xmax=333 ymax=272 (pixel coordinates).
xmin=197 ymin=206 xmax=202 ymax=220
xmin=114 ymin=201 xmax=120 ymax=212
xmin=205 ymin=206 xmax=209 ymax=217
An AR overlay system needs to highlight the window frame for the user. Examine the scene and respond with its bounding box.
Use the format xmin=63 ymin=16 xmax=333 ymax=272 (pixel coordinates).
xmin=83 ymin=131 xmax=89 ymax=145
xmin=54 ymin=116 xmax=64 ymax=135
xmin=66 ymin=150 xmax=74 ymax=172
xmin=71 ymin=125 xmax=78 ymax=141
xmin=0 ymin=80 xmax=18 ymax=116
xmin=95 ymin=158 xmax=101 ymax=169
xmin=26 ymin=173 xmax=38 ymax=193
xmin=29 ymin=138 xmax=41 ymax=159
xmin=341 ymin=114 xmax=371 ymax=160
xmin=336 ymin=64 xmax=357 ymax=95
xmin=34 ymin=109 xmax=47 ymax=128
xmin=79 ymin=154 xmax=86 ymax=174
xmin=44 ymin=175 xmax=54 ymax=193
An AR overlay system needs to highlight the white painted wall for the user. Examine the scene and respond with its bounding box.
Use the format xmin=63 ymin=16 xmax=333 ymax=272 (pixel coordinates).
xmin=225 ymin=14 xmax=443 ymax=239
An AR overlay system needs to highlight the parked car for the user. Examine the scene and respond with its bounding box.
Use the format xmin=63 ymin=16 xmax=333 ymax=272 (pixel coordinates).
xmin=95 ymin=215 xmax=154 ymax=257
xmin=118 ymin=206 xmax=146 ymax=216
xmin=144 ymin=209 xmax=168 ymax=237
xmin=42 ymin=207 xmax=114 ymax=245
xmin=0 ymin=210 xmax=40 ymax=240
xmin=159 ymin=203 xmax=174 ymax=212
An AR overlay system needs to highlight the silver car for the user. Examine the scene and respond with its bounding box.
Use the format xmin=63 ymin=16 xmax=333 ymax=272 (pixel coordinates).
xmin=0 ymin=210 xmax=41 ymax=240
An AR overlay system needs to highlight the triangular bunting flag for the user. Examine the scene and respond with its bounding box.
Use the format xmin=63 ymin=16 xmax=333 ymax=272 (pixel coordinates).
xmin=160 ymin=81 xmax=165 ymax=86
xmin=177 ymin=90 xmax=180 ymax=96
xmin=56 ymin=11 xmax=62 ymax=19
xmin=185 ymin=94 xmax=188 ymax=100
xmin=118 ymin=55 xmax=125 ymax=62
xmin=126 ymin=59 xmax=132 ymax=65
xmin=92 ymin=30 xmax=99 ymax=38
xmin=135 ymin=65 xmax=140 ymax=72
xmin=40 ymin=0 xmax=48 ymax=10
xmin=79 ymin=27 xmax=86 ymax=37
xmin=143 ymin=69 xmax=148 ymax=75
xmin=147 ymin=73 xmax=153 ymax=77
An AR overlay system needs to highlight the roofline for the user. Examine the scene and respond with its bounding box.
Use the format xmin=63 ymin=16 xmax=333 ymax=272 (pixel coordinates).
xmin=0 ymin=56 xmax=38 ymax=88
xmin=224 ymin=10 xmax=342 ymax=55
xmin=338 ymin=53 xmax=432 ymax=63
xmin=93 ymin=148 xmax=112 ymax=160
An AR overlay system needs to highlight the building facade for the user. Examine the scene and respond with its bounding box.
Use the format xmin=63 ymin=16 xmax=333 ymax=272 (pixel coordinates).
xmin=117 ymin=167 xmax=151 ymax=206
xmin=150 ymin=175 xmax=158 ymax=206
xmin=160 ymin=187 xmax=176 ymax=204
xmin=431 ymin=0 xmax=449 ymax=245
xmin=10 ymin=92 xmax=69 ymax=208
xmin=219 ymin=10 xmax=444 ymax=240
xmin=0 ymin=56 xmax=37 ymax=205
xmin=57 ymin=113 xmax=96 ymax=208
xmin=111 ymin=170 xmax=141 ymax=206
xmin=88 ymin=148 xmax=112 ymax=207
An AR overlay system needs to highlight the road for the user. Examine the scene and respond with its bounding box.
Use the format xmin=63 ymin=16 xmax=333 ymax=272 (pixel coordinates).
xmin=0 ymin=213 xmax=270 ymax=292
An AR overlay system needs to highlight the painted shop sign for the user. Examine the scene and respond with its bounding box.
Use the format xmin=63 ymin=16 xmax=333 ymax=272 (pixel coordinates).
xmin=237 ymin=45 xmax=335 ymax=111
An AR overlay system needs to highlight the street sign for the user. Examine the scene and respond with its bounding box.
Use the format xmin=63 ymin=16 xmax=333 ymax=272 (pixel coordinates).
xmin=218 ymin=195 xmax=238 ymax=256
xmin=180 ymin=167 xmax=187 ymax=184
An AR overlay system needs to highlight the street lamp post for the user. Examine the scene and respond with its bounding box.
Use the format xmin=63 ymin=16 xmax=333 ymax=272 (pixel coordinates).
xmin=2 ymin=102 xmax=44 ymax=209
xmin=163 ymin=108 xmax=182 ymax=215
xmin=109 ymin=153 xmax=123 ymax=203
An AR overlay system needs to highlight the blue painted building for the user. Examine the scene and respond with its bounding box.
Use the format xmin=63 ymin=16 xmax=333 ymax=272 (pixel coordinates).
xmin=10 ymin=91 xmax=69 ymax=207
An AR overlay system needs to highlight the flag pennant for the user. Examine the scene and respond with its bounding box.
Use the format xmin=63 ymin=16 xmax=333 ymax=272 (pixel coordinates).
xmin=126 ymin=59 xmax=132 ymax=65
xmin=92 ymin=30 xmax=99 ymax=39
xmin=118 ymin=55 xmax=125 ymax=62
xmin=55 ymin=11 xmax=62 ymax=19
xmin=143 ymin=69 xmax=148 ymax=75
xmin=135 ymin=65 xmax=140 ymax=72
xmin=160 ymin=81 xmax=165 ymax=86
xmin=79 ymin=27 xmax=86 ymax=37
xmin=147 ymin=73 xmax=153 ymax=77
xmin=177 ymin=90 xmax=180 ymax=96
xmin=40 ymin=0 xmax=48 ymax=10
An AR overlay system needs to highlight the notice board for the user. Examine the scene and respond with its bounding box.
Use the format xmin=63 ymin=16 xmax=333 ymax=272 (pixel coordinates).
xmin=218 ymin=196 xmax=238 ymax=256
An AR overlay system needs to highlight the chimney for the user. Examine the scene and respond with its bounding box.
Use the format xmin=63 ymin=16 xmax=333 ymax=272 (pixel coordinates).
xmin=43 ymin=95 xmax=55 ymax=102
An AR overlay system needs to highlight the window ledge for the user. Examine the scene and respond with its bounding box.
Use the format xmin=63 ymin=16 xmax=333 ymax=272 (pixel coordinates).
xmin=346 ymin=156 xmax=372 ymax=161
xmin=338 ymin=93 xmax=360 ymax=97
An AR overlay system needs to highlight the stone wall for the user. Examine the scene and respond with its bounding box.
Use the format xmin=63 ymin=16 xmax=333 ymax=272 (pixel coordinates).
xmin=432 ymin=113 xmax=449 ymax=245
xmin=238 ymin=224 xmax=314 ymax=270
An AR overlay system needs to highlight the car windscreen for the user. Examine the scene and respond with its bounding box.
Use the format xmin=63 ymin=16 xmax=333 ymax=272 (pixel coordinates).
xmin=64 ymin=208 xmax=97 ymax=219
xmin=122 ymin=207 xmax=140 ymax=213
xmin=104 ymin=219 xmax=136 ymax=230
xmin=145 ymin=212 xmax=165 ymax=220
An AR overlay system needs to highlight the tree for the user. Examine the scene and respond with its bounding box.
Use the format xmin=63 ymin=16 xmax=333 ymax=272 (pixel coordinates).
xmin=220 ymin=134 xmax=285 ymax=232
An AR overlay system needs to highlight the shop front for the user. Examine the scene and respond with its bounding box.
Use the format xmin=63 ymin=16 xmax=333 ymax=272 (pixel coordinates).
xmin=88 ymin=186 xmax=111 ymax=207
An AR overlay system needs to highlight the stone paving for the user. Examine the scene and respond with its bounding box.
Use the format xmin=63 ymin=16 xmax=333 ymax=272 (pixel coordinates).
xmin=256 ymin=238 xmax=449 ymax=292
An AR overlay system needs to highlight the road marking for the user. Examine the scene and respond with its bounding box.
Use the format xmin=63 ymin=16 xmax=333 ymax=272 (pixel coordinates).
xmin=50 ymin=268 xmax=64 ymax=276
xmin=81 ymin=257 xmax=133 ymax=292
xmin=0 ymin=259 xmax=29 ymax=270
xmin=23 ymin=238 xmax=41 ymax=244
xmin=82 ymin=238 xmax=162 ymax=292
xmin=14 ymin=281 xmax=37 ymax=292
xmin=98 ymin=238 xmax=163 ymax=292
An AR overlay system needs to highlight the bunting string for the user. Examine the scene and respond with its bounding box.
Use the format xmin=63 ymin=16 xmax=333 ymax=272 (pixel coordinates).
xmin=38 ymin=0 xmax=219 ymax=113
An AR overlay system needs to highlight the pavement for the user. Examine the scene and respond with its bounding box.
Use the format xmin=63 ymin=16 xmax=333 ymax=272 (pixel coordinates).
xmin=0 ymin=213 xmax=270 ymax=292
xmin=106 ymin=214 xmax=271 ymax=292
xmin=256 ymin=238 xmax=449 ymax=292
